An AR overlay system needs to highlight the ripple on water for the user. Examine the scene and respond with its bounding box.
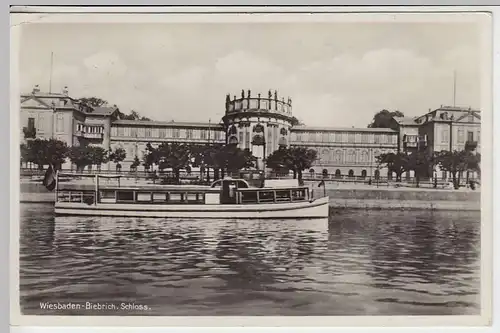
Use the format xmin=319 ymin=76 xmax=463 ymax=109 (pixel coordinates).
xmin=19 ymin=204 xmax=480 ymax=316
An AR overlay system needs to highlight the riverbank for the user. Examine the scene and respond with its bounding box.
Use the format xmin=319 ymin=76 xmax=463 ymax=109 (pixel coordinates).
xmin=19 ymin=180 xmax=480 ymax=211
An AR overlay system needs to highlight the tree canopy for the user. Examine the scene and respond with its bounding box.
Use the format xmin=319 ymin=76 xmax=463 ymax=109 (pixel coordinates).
xmin=266 ymin=146 xmax=317 ymax=181
xmin=79 ymin=97 xmax=108 ymax=107
xmin=23 ymin=138 xmax=69 ymax=170
xmin=368 ymin=109 xmax=404 ymax=130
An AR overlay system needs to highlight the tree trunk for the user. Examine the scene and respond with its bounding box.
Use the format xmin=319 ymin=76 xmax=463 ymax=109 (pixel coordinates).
xmin=174 ymin=168 xmax=180 ymax=184
xmin=221 ymin=169 xmax=225 ymax=179
xmin=452 ymin=171 xmax=458 ymax=190
xmin=214 ymin=168 xmax=220 ymax=181
xmin=293 ymin=170 xmax=297 ymax=179
xmin=415 ymin=172 xmax=420 ymax=188
xmin=206 ymin=167 xmax=211 ymax=183
xmin=297 ymin=170 xmax=303 ymax=184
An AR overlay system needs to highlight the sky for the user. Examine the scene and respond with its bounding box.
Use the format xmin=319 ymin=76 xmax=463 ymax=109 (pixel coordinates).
xmin=18 ymin=21 xmax=483 ymax=128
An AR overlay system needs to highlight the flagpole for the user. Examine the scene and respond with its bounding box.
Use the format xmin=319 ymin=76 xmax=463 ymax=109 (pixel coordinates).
xmin=453 ymin=70 xmax=457 ymax=107
xmin=49 ymin=52 xmax=54 ymax=93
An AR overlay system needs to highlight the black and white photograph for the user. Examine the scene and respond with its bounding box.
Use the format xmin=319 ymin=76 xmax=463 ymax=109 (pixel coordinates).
xmin=10 ymin=7 xmax=493 ymax=327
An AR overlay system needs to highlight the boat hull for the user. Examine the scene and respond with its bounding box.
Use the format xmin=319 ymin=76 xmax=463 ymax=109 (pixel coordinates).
xmin=54 ymin=196 xmax=330 ymax=219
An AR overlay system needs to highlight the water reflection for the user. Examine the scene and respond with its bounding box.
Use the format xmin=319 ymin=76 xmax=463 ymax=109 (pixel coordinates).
xmin=20 ymin=204 xmax=480 ymax=316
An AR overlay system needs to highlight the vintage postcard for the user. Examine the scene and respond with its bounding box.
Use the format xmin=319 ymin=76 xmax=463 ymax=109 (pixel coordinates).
xmin=9 ymin=6 xmax=493 ymax=328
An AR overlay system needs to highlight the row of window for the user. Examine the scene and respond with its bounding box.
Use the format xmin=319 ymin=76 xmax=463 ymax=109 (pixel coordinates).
xmin=228 ymin=99 xmax=292 ymax=113
xmin=291 ymin=131 xmax=397 ymax=144
xmin=316 ymin=148 xmax=388 ymax=164
xmin=441 ymin=129 xmax=480 ymax=144
xmin=76 ymin=123 xmax=104 ymax=134
xmin=111 ymin=126 xmax=225 ymax=141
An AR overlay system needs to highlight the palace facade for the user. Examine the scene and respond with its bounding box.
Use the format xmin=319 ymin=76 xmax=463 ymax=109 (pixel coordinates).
xmin=20 ymin=85 xmax=481 ymax=180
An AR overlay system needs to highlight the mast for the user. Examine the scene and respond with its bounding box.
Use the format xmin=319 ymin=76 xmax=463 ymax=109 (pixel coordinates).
xmin=453 ymin=70 xmax=457 ymax=107
xmin=49 ymin=52 xmax=54 ymax=93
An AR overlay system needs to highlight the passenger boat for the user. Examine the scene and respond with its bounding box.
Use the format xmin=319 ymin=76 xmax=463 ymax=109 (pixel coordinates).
xmin=53 ymin=173 xmax=329 ymax=219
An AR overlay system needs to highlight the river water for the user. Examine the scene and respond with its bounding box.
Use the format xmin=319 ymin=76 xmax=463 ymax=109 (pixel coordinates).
xmin=19 ymin=203 xmax=480 ymax=316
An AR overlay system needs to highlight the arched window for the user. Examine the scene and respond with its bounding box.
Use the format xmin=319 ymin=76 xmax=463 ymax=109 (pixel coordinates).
xmin=321 ymin=148 xmax=330 ymax=162
xmin=348 ymin=169 xmax=354 ymax=178
xmin=335 ymin=169 xmax=341 ymax=178
xmin=229 ymin=125 xmax=237 ymax=135
xmin=309 ymin=168 xmax=315 ymax=176
xmin=360 ymin=150 xmax=369 ymax=163
xmin=346 ymin=150 xmax=356 ymax=164
xmin=322 ymin=169 xmax=328 ymax=177
xmin=228 ymin=136 xmax=238 ymax=145
xmin=361 ymin=170 xmax=367 ymax=178
xmin=280 ymin=128 xmax=288 ymax=136
xmin=278 ymin=137 xmax=287 ymax=147
xmin=253 ymin=124 xmax=264 ymax=133
xmin=333 ymin=150 xmax=343 ymax=164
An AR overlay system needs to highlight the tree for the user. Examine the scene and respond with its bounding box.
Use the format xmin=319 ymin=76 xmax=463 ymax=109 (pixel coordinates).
xmin=266 ymin=146 xmax=317 ymax=182
xmin=68 ymin=145 xmax=91 ymax=172
xmin=26 ymin=138 xmax=69 ymax=170
xmin=20 ymin=143 xmax=33 ymax=167
xmin=220 ymin=145 xmax=256 ymax=174
xmin=119 ymin=109 xmax=152 ymax=121
xmin=79 ymin=97 xmax=108 ymax=107
xmin=87 ymin=146 xmax=109 ymax=171
xmin=376 ymin=152 xmax=409 ymax=182
xmin=290 ymin=116 xmax=303 ymax=126
xmin=109 ymin=147 xmax=127 ymax=171
xmin=368 ymin=110 xmax=404 ymax=130
xmin=434 ymin=150 xmax=479 ymax=189
xmin=407 ymin=151 xmax=433 ymax=188
xmin=130 ymin=156 xmax=141 ymax=171
xmin=266 ymin=146 xmax=294 ymax=176
xmin=22 ymin=126 xmax=36 ymax=139
xmin=142 ymin=143 xmax=158 ymax=172
xmin=156 ymin=143 xmax=191 ymax=184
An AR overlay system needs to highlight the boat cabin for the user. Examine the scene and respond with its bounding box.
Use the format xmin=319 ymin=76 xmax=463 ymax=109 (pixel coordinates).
xmin=56 ymin=174 xmax=311 ymax=206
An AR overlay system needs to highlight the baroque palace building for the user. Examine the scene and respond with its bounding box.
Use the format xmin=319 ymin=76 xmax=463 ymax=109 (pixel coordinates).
xmin=20 ymin=85 xmax=481 ymax=180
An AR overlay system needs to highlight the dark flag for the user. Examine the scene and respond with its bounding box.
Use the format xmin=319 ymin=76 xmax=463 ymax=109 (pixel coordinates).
xmin=318 ymin=179 xmax=326 ymax=197
xmin=43 ymin=164 xmax=57 ymax=191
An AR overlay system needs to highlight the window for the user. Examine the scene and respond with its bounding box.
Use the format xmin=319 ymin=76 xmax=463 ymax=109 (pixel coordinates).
xmin=360 ymin=150 xmax=369 ymax=163
xmin=117 ymin=127 xmax=124 ymax=136
xmin=333 ymin=150 xmax=343 ymax=164
xmin=239 ymin=131 xmax=244 ymax=145
xmin=245 ymin=131 xmax=250 ymax=148
xmin=348 ymin=133 xmax=355 ymax=143
xmin=346 ymin=150 xmax=356 ymax=163
xmin=322 ymin=132 xmax=329 ymax=142
xmin=56 ymin=113 xmax=64 ymax=132
xmin=27 ymin=117 xmax=35 ymax=130
xmin=457 ymin=129 xmax=464 ymax=143
xmin=374 ymin=135 xmax=380 ymax=144
xmin=200 ymin=130 xmax=207 ymax=140
xmin=159 ymin=128 xmax=166 ymax=138
xmin=145 ymin=127 xmax=151 ymax=137
xmin=441 ymin=129 xmax=449 ymax=143
xmin=335 ymin=132 xmax=343 ymax=142
xmin=173 ymin=129 xmax=180 ymax=138
xmin=130 ymin=127 xmax=137 ymax=137
xmin=361 ymin=134 xmax=369 ymax=143
xmin=186 ymin=129 xmax=193 ymax=139
xmin=296 ymin=132 xmax=302 ymax=141
xmin=467 ymin=131 xmax=474 ymax=142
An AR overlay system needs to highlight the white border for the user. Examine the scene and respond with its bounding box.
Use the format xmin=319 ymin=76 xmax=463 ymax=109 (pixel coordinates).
xmin=9 ymin=6 xmax=496 ymax=329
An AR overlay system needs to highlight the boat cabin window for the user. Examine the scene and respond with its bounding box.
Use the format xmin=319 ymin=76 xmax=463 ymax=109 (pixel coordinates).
xmin=211 ymin=179 xmax=249 ymax=189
